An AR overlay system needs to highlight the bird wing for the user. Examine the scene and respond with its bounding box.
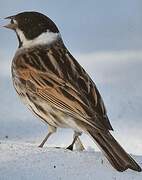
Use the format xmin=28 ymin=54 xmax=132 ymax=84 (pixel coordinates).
xmin=14 ymin=44 xmax=113 ymax=131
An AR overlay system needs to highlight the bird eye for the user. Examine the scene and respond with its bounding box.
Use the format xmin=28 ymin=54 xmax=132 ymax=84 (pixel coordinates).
xmin=11 ymin=19 xmax=14 ymax=24
xmin=10 ymin=19 xmax=17 ymax=24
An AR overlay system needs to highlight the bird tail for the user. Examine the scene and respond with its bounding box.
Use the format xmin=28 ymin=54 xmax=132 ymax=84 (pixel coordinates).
xmin=88 ymin=127 xmax=141 ymax=172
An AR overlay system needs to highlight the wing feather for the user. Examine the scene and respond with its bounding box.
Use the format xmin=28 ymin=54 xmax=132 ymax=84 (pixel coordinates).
xmin=26 ymin=70 xmax=111 ymax=130
xmin=13 ymin=44 xmax=113 ymax=131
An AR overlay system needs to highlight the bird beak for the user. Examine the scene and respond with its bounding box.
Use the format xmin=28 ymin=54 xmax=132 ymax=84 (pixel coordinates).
xmin=3 ymin=15 xmax=17 ymax=30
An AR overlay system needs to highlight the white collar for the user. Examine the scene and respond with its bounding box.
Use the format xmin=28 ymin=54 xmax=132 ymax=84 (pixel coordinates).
xmin=16 ymin=28 xmax=61 ymax=49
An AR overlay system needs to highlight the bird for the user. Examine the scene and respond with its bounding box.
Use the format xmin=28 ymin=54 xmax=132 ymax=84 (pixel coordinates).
xmin=4 ymin=11 xmax=141 ymax=172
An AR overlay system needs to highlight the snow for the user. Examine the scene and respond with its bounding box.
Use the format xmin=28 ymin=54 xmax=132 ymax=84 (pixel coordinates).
xmin=0 ymin=142 xmax=142 ymax=180
xmin=0 ymin=50 xmax=142 ymax=179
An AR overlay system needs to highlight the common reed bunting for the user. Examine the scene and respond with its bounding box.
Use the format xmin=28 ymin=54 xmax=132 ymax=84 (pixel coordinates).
xmin=4 ymin=11 xmax=141 ymax=172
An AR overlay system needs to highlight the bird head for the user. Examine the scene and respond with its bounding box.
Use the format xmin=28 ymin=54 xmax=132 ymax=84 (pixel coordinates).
xmin=4 ymin=11 xmax=60 ymax=48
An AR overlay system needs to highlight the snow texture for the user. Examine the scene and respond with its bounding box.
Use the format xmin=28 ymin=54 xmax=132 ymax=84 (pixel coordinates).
xmin=0 ymin=142 xmax=142 ymax=180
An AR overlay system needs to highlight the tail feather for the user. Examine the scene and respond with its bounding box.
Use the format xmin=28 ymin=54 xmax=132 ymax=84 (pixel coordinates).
xmin=88 ymin=128 xmax=142 ymax=172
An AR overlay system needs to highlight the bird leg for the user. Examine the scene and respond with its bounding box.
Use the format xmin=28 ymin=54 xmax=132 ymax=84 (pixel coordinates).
xmin=74 ymin=135 xmax=85 ymax=151
xmin=38 ymin=132 xmax=53 ymax=148
xmin=66 ymin=131 xmax=85 ymax=151
xmin=38 ymin=126 xmax=56 ymax=148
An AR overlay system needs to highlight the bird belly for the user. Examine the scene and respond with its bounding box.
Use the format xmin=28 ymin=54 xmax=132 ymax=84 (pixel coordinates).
xmin=25 ymin=94 xmax=83 ymax=132
xmin=12 ymin=77 xmax=83 ymax=132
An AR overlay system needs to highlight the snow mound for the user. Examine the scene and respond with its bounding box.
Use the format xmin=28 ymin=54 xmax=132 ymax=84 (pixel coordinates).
xmin=0 ymin=142 xmax=141 ymax=180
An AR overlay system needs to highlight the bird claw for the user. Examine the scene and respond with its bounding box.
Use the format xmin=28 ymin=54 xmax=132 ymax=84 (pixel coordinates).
xmin=38 ymin=144 xmax=44 ymax=148
xmin=66 ymin=145 xmax=73 ymax=151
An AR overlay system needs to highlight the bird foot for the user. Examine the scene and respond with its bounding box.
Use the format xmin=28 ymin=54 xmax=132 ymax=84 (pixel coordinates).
xmin=38 ymin=144 xmax=44 ymax=148
xmin=66 ymin=145 xmax=73 ymax=151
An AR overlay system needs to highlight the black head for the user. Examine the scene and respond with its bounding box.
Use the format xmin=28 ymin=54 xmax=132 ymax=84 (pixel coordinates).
xmin=5 ymin=11 xmax=59 ymax=41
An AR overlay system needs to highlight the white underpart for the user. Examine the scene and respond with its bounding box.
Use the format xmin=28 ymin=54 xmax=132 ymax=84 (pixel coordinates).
xmin=16 ymin=28 xmax=61 ymax=49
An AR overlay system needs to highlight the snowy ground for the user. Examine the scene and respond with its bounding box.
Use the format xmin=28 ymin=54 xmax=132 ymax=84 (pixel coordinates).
xmin=0 ymin=142 xmax=142 ymax=180
xmin=0 ymin=51 xmax=142 ymax=179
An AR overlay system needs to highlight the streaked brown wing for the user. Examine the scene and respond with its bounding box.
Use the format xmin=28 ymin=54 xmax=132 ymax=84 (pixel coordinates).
xmin=13 ymin=43 xmax=113 ymax=131
xmin=25 ymin=71 xmax=110 ymax=130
